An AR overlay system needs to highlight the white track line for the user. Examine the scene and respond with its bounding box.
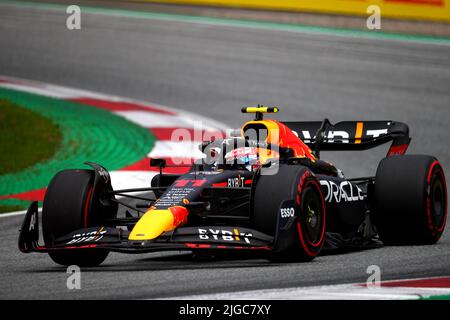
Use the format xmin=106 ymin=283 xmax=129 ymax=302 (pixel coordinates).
xmin=0 ymin=208 xmax=43 ymax=218
xmin=159 ymin=281 xmax=450 ymax=300
xmin=0 ymin=210 xmax=28 ymax=218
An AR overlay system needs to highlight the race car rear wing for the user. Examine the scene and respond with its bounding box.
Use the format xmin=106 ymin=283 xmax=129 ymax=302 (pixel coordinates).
xmin=282 ymin=120 xmax=411 ymax=157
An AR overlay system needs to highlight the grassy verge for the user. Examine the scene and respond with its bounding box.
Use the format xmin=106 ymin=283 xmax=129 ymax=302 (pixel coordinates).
xmin=0 ymin=98 xmax=62 ymax=175
xmin=0 ymin=99 xmax=62 ymax=213
xmin=0 ymin=87 xmax=156 ymax=214
xmin=0 ymin=205 xmax=25 ymax=213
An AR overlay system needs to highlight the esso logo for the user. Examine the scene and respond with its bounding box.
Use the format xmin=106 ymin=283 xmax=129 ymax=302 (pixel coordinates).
xmin=280 ymin=207 xmax=295 ymax=218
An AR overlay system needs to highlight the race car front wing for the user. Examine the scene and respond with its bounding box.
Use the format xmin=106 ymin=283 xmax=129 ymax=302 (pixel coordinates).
xmin=19 ymin=202 xmax=278 ymax=254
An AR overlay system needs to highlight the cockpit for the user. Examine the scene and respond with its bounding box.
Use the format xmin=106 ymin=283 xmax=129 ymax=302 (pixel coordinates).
xmin=200 ymin=137 xmax=270 ymax=171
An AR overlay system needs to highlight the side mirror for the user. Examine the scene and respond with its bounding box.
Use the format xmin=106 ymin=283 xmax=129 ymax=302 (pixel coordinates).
xmin=150 ymin=158 xmax=166 ymax=168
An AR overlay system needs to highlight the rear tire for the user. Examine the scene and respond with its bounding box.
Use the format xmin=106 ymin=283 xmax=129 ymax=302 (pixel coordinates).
xmin=43 ymin=169 xmax=109 ymax=266
xmin=374 ymin=155 xmax=447 ymax=245
xmin=252 ymin=166 xmax=326 ymax=262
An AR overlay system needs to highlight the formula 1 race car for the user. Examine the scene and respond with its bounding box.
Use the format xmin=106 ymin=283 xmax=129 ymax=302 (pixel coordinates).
xmin=19 ymin=107 xmax=447 ymax=266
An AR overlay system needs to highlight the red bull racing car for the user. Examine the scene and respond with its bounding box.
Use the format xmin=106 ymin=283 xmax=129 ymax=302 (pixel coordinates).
xmin=19 ymin=107 xmax=447 ymax=266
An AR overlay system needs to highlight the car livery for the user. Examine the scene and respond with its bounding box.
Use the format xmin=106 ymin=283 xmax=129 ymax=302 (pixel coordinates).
xmin=19 ymin=107 xmax=447 ymax=266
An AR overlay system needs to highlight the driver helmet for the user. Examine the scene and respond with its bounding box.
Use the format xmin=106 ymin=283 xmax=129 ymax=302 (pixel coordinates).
xmin=203 ymin=138 xmax=259 ymax=171
xmin=225 ymin=146 xmax=259 ymax=170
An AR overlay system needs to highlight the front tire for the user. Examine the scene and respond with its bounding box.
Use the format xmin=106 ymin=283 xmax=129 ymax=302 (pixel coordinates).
xmin=252 ymin=166 xmax=326 ymax=262
xmin=43 ymin=169 xmax=110 ymax=266
xmin=374 ymin=155 xmax=447 ymax=245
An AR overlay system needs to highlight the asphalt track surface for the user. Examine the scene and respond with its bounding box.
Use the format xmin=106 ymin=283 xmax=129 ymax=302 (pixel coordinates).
xmin=1 ymin=3 xmax=450 ymax=299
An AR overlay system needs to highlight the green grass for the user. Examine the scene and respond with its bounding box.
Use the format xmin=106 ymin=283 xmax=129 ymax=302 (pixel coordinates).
xmin=420 ymin=294 xmax=450 ymax=300
xmin=0 ymin=204 xmax=25 ymax=213
xmin=0 ymin=98 xmax=62 ymax=175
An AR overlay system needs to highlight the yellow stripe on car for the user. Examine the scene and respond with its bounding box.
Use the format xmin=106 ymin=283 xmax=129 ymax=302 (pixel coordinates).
xmin=242 ymin=106 xmax=279 ymax=114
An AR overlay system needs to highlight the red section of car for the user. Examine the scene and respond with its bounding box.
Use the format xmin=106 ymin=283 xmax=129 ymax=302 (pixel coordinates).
xmin=83 ymin=186 xmax=93 ymax=228
xmin=426 ymin=162 xmax=447 ymax=233
xmin=185 ymin=243 xmax=211 ymax=249
xmin=212 ymin=182 xmax=227 ymax=187
xmin=173 ymin=180 xmax=190 ymax=187
xmin=387 ymin=144 xmax=409 ymax=156
xmin=169 ymin=206 xmax=189 ymax=226
xmin=273 ymin=120 xmax=316 ymax=161
xmin=63 ymin=244 xmax=98 ymax=250
xmin=173 ymin=179 xmax=206 ymax=187
xmin=192 ymin=179 xmax=207 ymax=187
